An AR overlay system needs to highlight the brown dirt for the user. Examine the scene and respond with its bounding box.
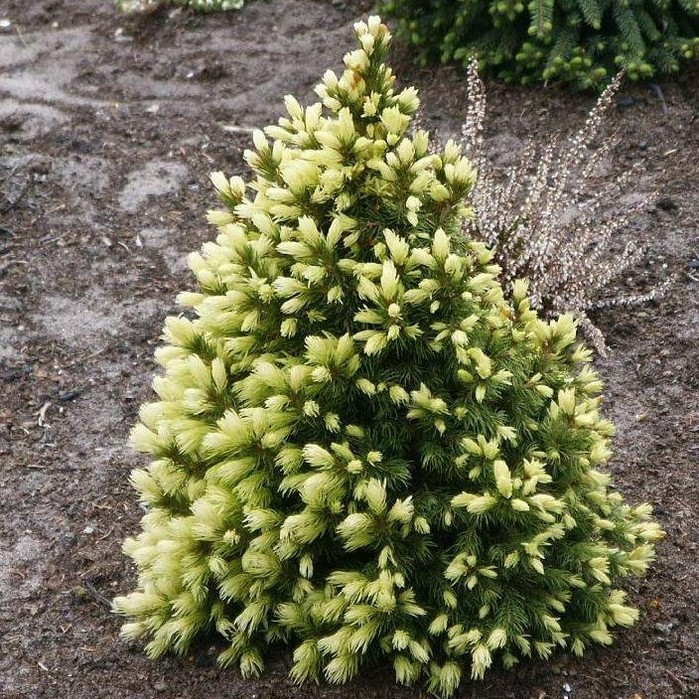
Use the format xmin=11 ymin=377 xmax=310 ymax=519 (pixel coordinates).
xmin=1 ymin=2 xmax=697 ymax=698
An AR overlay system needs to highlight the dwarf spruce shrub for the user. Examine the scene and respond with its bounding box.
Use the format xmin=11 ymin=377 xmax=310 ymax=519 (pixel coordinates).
xmin=382 ymin=0 xmax=699 ymax=88
xmin=114 ymin=16 xmax=663 ymax=695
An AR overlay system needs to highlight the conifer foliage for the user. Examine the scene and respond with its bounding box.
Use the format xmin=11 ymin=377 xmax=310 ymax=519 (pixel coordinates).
xmin=382 ymin=0 xmax=699 ymax=88
xmin=114 ymin=17 xmax=663 ymax=695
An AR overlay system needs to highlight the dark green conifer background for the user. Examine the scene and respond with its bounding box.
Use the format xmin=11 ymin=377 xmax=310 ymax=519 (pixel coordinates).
xmin=381 ymin=0 xmax=699 ymax=87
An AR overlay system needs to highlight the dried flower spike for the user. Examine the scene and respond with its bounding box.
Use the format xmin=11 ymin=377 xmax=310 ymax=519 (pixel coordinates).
xmin=461 ymin=60 xmax=667 ymax=354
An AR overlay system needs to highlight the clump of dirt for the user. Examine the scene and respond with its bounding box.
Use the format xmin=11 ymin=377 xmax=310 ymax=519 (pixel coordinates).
xmin=1 ymin=2 xmax=697 ymax=698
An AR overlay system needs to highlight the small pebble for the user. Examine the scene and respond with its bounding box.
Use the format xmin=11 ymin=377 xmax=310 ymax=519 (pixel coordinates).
xmin=114 ymin=27 xmax=133 ymax=43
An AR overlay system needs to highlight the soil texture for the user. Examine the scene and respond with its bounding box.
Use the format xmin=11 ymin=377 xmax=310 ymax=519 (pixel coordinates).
xmin=1 ymin=1 xmax=698 ymax=698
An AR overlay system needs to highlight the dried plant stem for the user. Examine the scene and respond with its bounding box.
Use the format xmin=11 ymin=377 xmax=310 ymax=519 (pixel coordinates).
xmin=459 ymin=60 xmax=666 ymax=353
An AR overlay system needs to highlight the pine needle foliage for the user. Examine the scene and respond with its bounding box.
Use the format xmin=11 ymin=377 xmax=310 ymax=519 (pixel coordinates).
xmin=459 ymin=64 xmax=665 ymax=353
xmin=381 ymin=0 xmax=699 ymax=88
xmin=114 ymin=17 xmax=663 ymax=696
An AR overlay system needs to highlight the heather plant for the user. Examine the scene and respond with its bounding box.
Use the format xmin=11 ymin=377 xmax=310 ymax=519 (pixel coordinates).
xmin=459 ymin=63 xmax=664 ymax=352
xmin=381 ymin=0 xmax=699 ymax=88
xmin=114 ymin=17 xmax=663 ymax=696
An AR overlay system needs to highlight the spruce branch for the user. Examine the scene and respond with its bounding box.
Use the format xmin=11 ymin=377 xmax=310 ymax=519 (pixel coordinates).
xmin=382 ymin=0 xmax=699 ymax=87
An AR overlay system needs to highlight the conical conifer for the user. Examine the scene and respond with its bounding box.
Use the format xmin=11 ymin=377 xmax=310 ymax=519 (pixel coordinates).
xmin=382 ymin=0 xmax=699 ymax=88
xmin=114 ymin=17 xmax=663 ymax=696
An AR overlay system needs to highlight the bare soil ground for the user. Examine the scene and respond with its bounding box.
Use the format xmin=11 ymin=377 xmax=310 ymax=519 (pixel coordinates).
xmin=1 ymin=1 xmax=697 ymax=698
